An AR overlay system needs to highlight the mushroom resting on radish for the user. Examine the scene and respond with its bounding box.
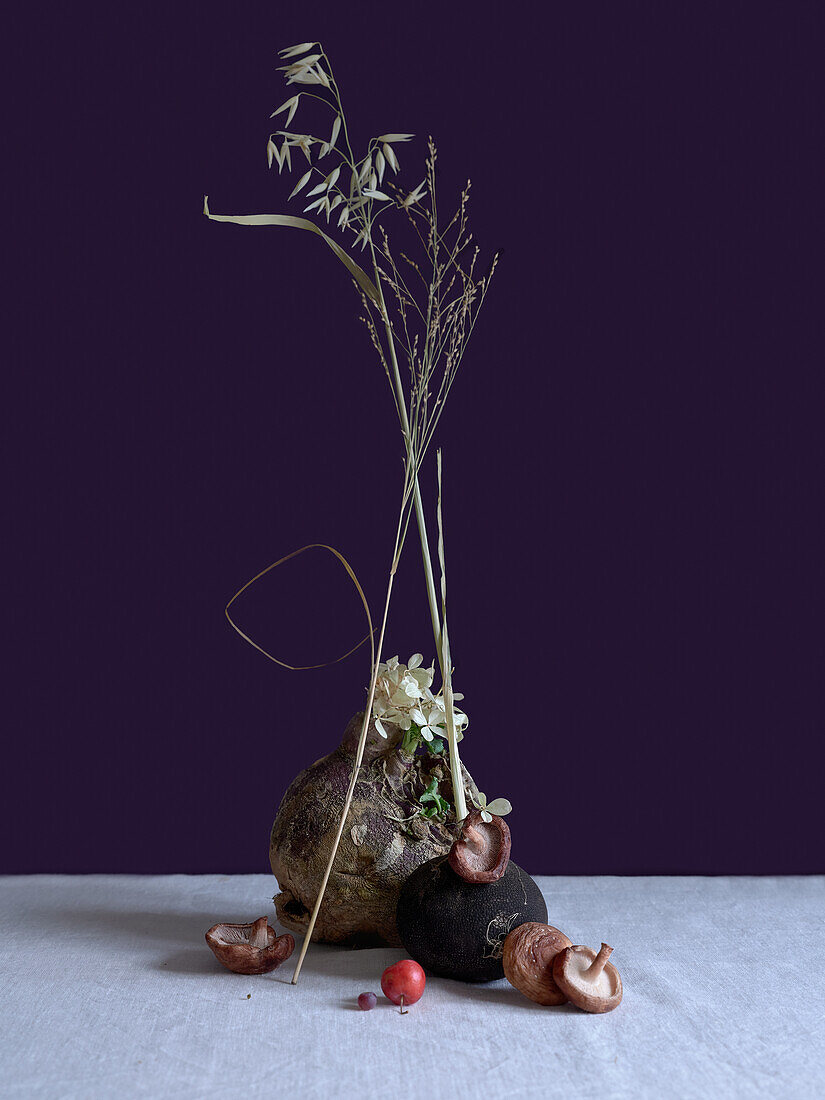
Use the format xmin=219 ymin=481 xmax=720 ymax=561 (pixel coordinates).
xmin=448 ymin=809 xmax=511 ymax=883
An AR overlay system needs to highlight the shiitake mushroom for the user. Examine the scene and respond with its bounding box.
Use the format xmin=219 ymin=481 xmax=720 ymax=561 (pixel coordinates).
xmin=205 ymin=917 xmax=295 ymax=975
xmin=448 ymin=810 xmax=511 ymax=883
xmin=553 ymin=942 xmax=623 ymax=1013
xmin=396 ymin=855 xmax=548 ymax=982
xmin=503 ymin=922 xmax=572 ymax=1005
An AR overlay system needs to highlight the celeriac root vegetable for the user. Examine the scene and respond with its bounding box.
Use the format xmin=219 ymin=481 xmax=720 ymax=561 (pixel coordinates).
xmin=271 ymin=713 xmax=479 ymax=945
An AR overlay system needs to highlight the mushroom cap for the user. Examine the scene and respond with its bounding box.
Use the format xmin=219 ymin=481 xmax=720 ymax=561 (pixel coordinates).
xmin=448 ymin=810 xmax=511 ymax=884
xmin=502 ymin=922 xmax=573 ymax=1005
xmin=205 ymin=917 xmax=295 ymax=975
xmin=552 ymin=944 xmax=623 ymax=1013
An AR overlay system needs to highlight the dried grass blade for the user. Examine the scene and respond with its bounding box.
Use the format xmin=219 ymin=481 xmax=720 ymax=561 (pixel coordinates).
xmin=224 ymin=543 xmax=375 ymax=671
xmin=203 ymin=197 xmax=380 ymax=304
xmin=436 ymin=449 xmax=467 ymax=821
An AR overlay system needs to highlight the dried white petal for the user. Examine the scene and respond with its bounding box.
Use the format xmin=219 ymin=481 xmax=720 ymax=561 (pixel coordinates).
xmin=288 ymin=72 xmax=322 ymax=86
xmin=401 ymin=179 xmax=427 ymax=208
xmin=287 ymin=136 xmax=313 ymax=164
xmin=375 ymin=149 xmax=386 ymax=184
xmin=484 ymin=798 xmax=513 ymax=817
xmin=337 ymin=205 xmax=350 ymax=229
xmin=278 ymin=54 xmax=322 ymax=71
xmin=383 ymin=143 xmax=399 ymax=173
xmin=306 ymin=179 xmax=328 ymax=197
xmin=374 ymin=718 xmax=388 ymax=739
xmin=363 ymin=189 xmax=392 ymax=201
xmin=480 ymin=810 xmax=492 ymax=823
xmin=288 ymin=169 xmax=312 ymax=199
xmin=278 ymin=41 xmax=316 ymax=58
xmin=408 ymin=653 xmax=423 ymax=669
xmin=280 ymin=139 xmax=291 ymax=173
xmin=358 ymin=156 xmax=372 ymax=184
xmin=266 ymin=140 xmax=277 ymax=168
xmin=326 ymin=165 xmax=340 ymax=189
xmin=303 ymin=196 xmax=325 ymax=213
xmin=330 ymin=116 xmax=341 ymax=149
xmin=271 ymin=94 xmax=299 ymax=120
xmin=377 ymin=133 xmax=414 ymax=142
xmin=318 ymin=141 xmax=330 ymax=158
xmin=368 ymin=170 xmax=377 ymax=191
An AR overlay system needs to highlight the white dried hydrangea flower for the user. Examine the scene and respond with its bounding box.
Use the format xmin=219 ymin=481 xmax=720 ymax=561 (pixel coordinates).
xmin=371 ymin=654 xmax=468 ymax=743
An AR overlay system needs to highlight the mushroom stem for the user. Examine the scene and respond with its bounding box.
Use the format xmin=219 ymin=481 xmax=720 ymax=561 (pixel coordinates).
xmin=586 ymin=942 xmax=613 ymax=978
xmin=249 ymin=917 xmax=269 ymax=950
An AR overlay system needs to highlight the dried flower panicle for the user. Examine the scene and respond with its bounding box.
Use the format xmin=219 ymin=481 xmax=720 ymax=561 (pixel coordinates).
xmin=261 ymin=41 xmax=498 ymax=804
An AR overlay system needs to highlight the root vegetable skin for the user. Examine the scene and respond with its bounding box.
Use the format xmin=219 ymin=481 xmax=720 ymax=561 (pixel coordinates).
xmin=552 ymin=943 xmax=623 ymax=1013
xmin=502 ymin=922 xmax=573 ymax=1005
xmin=271 ymin=712 xmax=480 ymax=945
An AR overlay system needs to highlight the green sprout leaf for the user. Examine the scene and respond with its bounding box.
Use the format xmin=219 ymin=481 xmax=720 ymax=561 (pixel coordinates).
xmin=419 ymin=778 xmax=449 ymax=818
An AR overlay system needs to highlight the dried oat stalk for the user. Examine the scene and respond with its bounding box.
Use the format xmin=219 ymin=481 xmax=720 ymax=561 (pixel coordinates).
xmin=204 ymin=40 xmax=500 ymax=981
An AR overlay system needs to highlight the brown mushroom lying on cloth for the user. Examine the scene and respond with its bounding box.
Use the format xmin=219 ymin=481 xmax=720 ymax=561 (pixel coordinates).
xmin=553 ymin=942 xmax=623 ymax=1013
xmin=503 ymin=922 xmax=572 ymax=1005
xmin=205 ymin=917 xmax=295 ymax=975
xmin=503 ymin=925 xmax=624 ymax=1013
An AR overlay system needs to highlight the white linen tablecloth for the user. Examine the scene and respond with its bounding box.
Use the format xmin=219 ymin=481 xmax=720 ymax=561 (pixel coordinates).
xmin=1 ymin=874 xmax=822 ymax=1098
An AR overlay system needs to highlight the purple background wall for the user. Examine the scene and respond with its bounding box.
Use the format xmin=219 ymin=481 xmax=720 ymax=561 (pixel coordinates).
xmin=5 ymin=3 xmax=823 ymax=874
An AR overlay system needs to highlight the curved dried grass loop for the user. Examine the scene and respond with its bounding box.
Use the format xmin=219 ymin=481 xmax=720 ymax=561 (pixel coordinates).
xmin=225 ymin=543 xmax=375 ymax=671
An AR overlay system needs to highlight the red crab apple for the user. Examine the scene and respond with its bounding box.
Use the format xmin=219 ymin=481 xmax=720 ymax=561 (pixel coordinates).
xmin=381 ymin=960 xmax=426 ymax=1013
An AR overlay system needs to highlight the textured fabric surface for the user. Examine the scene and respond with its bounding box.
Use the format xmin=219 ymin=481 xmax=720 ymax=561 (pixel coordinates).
xmin=1 ymin=874 xmax=822 ymax=1099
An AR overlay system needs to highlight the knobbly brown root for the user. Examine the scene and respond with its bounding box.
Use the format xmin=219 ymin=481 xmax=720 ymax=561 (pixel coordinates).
xmin=448 ymin=810 xmax=511 ymax=883
xmin=205 ymin=918 xmax=295 ymax=975
xmin=270 ymin=712 xmax=479 ymax=945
